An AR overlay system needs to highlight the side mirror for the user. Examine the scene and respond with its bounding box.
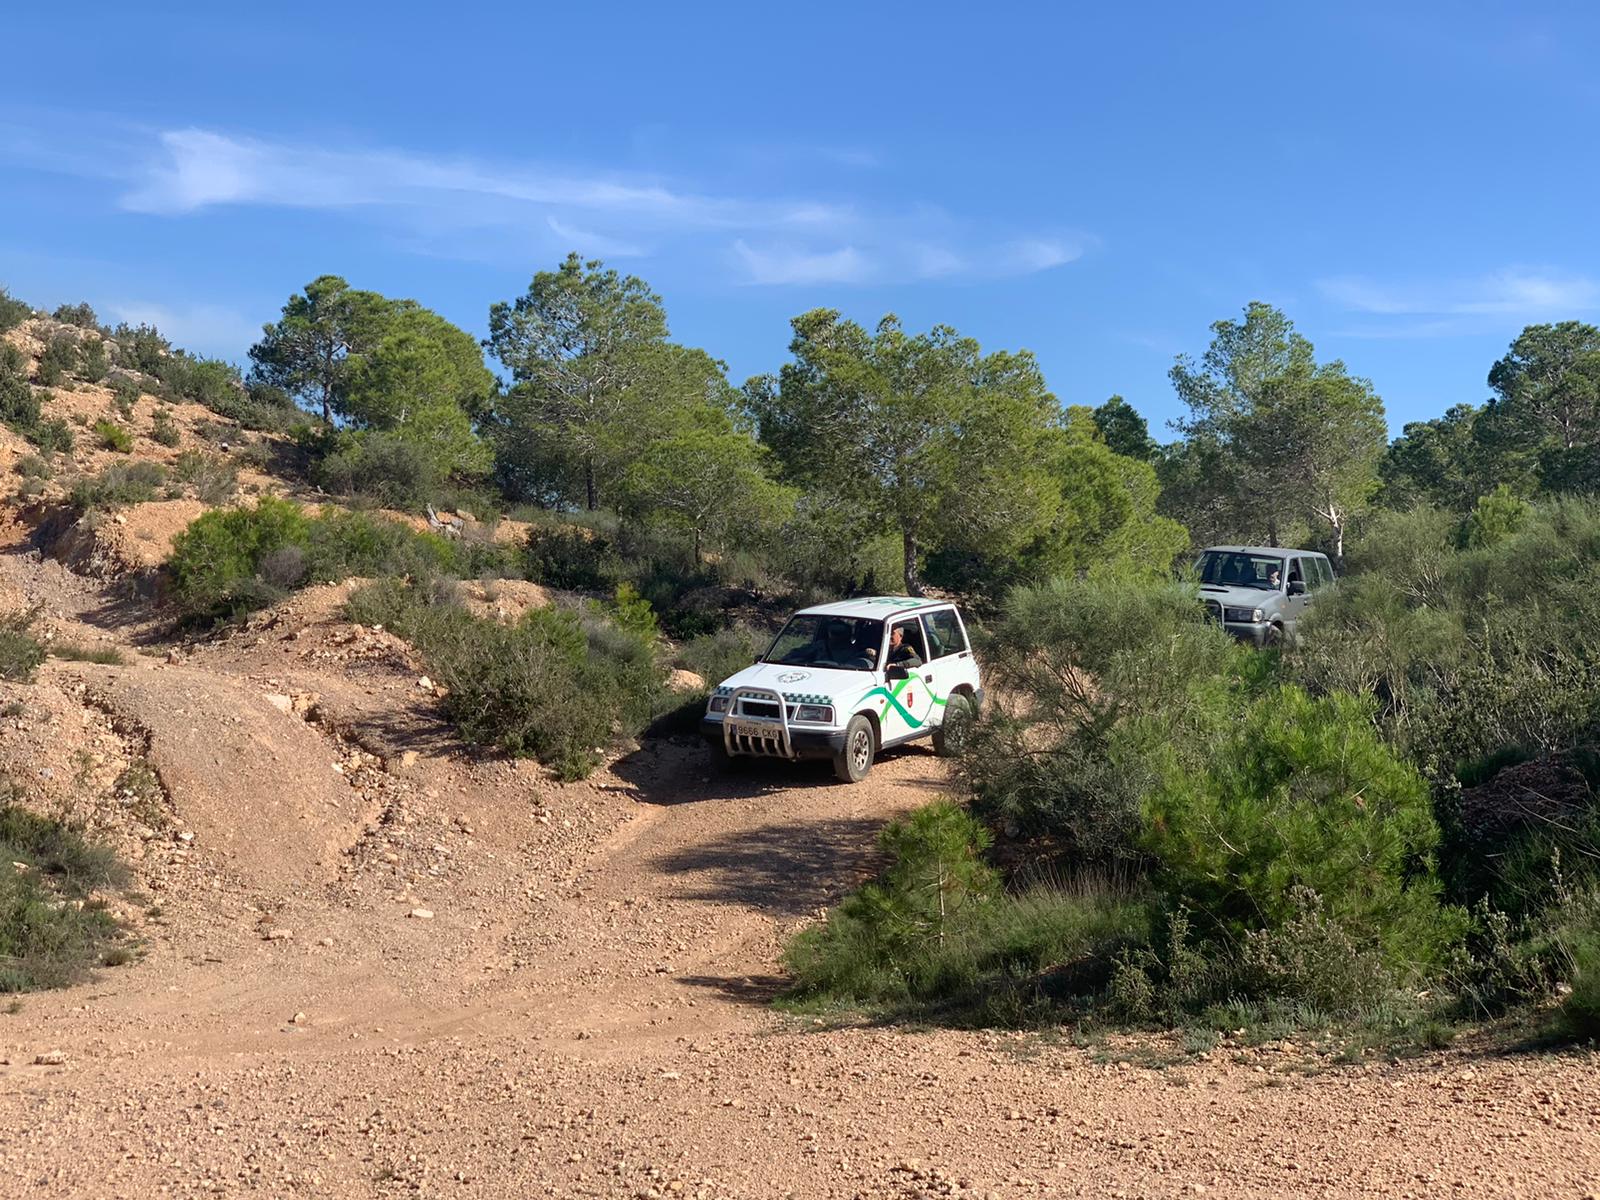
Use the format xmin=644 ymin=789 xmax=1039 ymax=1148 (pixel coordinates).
xmin=1288 ymin=580 xmax=1307 ymax=596
xmin=886 ymin=664 xmax=910 ymax=681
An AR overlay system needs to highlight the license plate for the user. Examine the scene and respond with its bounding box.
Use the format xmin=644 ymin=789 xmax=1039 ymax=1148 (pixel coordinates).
xmin=728 ymin=720 xmax=781 ymax=739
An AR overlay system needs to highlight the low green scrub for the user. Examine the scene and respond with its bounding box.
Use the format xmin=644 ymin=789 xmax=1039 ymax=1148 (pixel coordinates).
xmin=170 ymin=450 xmax=237 ymax=504
xmin=166 ymin=499 xmax=513 ymax=622
xmin=344 ymin=578 xmax=668 ymax=779
xmin=524 ymin=521 xmax=619 ymax=591
xmin=70 ymin=461 xmax=167 ymax=510
xmin=784 ymin=801 xmax=1152 ymax=1024
xmin=94 ymin=419 xmax=133 ymax=453
xmin=150 ymin=408 xmax=180 ymax=447
xmin=36 ymin=334 xmax=77 ymax=387
xmin=0 ymin=794 xmax=130 ymax=992
xmin=0 ymin=609 xmax=46 ymax=682
xmin=47 ymin=643 xmax=127 ymax=665
xmin=676 ymin=625 xmax=766 ymax=691
xmin=0 ymin=286 xmax=30 ymax=333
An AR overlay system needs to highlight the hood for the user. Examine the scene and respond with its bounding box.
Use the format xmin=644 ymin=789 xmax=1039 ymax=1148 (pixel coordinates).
xmin=712 ymin=661 xmax=876 ymax=704
xmin=1197 ymin=584 xmax=1280 ymax=609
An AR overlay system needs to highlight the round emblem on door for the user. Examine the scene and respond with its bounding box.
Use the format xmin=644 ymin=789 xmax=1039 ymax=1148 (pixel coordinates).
xmin=776 ymin=671 xmax=810 ymax=684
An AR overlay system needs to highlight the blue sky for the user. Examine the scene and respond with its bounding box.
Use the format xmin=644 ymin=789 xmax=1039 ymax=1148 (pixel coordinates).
xmin=3 ymin=2 xmax=1597 ymax=438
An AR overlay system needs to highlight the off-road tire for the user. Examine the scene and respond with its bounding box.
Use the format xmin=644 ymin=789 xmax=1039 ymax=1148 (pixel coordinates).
xmin=1264 ymin=623 xmax=1285 ymax=649
xmin=933 ymin=691 xmax=976 ymax=757
xmin=833 ymin=715 xmax=875 ymax=783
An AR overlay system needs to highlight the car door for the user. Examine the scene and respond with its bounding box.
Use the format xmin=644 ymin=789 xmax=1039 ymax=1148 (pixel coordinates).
xmin=877 ymin=616 xmax=937 ymax=742
xmin=918 ymin=606 xmax=977 ymax=730
xmin=1284 ymin=557 xmax=1310 ymax=631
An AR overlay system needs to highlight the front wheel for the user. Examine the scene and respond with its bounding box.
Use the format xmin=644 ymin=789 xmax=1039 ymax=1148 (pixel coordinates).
xmin=832 ymin=715 xmax=876 ymax=783
xmin=933 ymin=692 xmax=976 ymax=757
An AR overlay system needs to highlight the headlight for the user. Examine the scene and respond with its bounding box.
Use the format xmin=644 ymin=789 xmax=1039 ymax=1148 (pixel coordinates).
xmin=794 ymin=704 xmax=834 ymax=724
xmin=1252 ymin=608 xmax=1264 ymax=623
xmin=708 ymin=695 xmax=730 ymax=713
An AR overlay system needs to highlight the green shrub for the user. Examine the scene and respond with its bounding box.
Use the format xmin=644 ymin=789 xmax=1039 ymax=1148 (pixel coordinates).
xmin=70 ymin=461 xmax=167 ymax=510
xmin=313 ymin=431 xmax=441 ymax=508
xmin=303 ymin=508 xmax=457 ymax=582
xmin=167 ymin=497 xmax=312 ymax=618
xmin=524 ymin=522 xmax=618 ymax=591
xmin=1142 ymin=685 xmax=1466 ymax=978
xmin=150 ymin=408 xmax=180 ymax=447
xmin=51 ymin=302 xmax=97 ymax=329
xmin=77 ymin=337 xmax=109 ymax=384
xmin=94 ymin=420 xmax=133 ymax=453
xmin=110 ymin=376 xmax=143 ymax=412
xmin=0 ymin=794 xmax=129 ymax=992
xmin=677 ymin=625 xmax=766 ymax=690
xmin=29 ymin=416 xmax=73 ymax=455
xmin=0 ymin=609 xmax=45 ymax=682
xmin=14 ymin=454 xmax=52 ymax=481
xmin=171 ymin=450 xmax=237 ymax=504
xmin=345 ymin=578 xmax=666 ymax=779
xmin=611 ymin=582 xmax=659 ymax=641
xmin=36 ymin=333 xmax=77 ymax=387
xmin=111 ymin=322 xmax=171 ymax=375
xmin=785 ymin=800 xmax=1153 ymax=1022
xmin=48 ymin=643 xmax=126 ymax=665
xmin=0 ymin=286 xmax=31 ymax=332
xmin=0 ymin=345 xmax=38 ymax=431
xmin=1560 ymin=897 xmax=1600 ymax=1037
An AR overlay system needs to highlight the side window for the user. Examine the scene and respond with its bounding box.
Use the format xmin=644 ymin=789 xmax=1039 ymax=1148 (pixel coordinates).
xmin=891 ymin=618 xmax=928 ymax=663
xmin=1322 ymin=558 xmax=1336 ymax=586
xmin=1287 ymin=558 xmax=1304 ymax=589
xmin=921 ymin=609 xmax=968 ymax=659
xmin=1311 ymin=558 xmax=1329 ymax=589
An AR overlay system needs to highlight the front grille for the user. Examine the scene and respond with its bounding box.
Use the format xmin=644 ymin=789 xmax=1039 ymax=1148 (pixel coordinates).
xmin=1202 ymin=600 xmax=1222 ymax=623
xmin=740 ymin=701 xmax=781 ymax=719
xmin=1224 ymin=606 xmax=1257 ymax=623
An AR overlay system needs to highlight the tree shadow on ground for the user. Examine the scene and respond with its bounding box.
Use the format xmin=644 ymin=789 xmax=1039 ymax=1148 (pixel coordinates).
xmin=671 ymin=973 xmax=790 ymax=1008
xmin=613 ymin=735 xmax=943 ymax=807
xmin=650 ymin=814 xmax=888 ymax=917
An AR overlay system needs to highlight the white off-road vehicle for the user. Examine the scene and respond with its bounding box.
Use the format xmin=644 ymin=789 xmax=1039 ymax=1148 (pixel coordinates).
xmin=700 ymin=597 xmax=983 ymax=783
xmin=1195 ymin=545 xmax=1336 ymax=646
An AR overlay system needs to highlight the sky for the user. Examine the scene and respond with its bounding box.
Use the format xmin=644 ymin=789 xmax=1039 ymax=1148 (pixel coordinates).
xmin=3 ymin=1 xmax=1598 ymax=438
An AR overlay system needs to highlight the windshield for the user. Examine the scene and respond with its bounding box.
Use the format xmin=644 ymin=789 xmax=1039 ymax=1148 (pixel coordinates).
xmin=762 ymin=615 xmax=884 ymax=672
xmin=1196 ymin=551 xmax=1284 ymax=591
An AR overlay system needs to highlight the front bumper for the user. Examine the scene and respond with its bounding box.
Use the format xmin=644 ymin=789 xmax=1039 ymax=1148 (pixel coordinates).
xmin=1222 ymin=621 xmax=1271 ymax=646
xmin=700 ymin=717 xmax=846 ymax=760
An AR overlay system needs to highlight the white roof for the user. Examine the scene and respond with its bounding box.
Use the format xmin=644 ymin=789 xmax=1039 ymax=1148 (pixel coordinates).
xmin=1203 ymin=545 xmax=1327 ymax=558
xmin=795 ymin=595 xmax=948 ymax=620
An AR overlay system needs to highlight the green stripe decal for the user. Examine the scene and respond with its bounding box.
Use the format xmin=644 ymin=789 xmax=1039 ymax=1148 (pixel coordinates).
xmin=861 ymin=675 xmax=949 ymax=729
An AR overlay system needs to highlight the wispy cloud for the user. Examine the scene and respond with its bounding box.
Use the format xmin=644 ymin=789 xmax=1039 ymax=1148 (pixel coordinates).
xmin=63 ymin=126 xmax=1084 ymax=287
xmin=1318 ymin=268 xmax=1593 ymax=324
xmin=104 ymin=300 xmax=261 ymax=359
xmin=731 ymin=241 xmax=871 ymax=286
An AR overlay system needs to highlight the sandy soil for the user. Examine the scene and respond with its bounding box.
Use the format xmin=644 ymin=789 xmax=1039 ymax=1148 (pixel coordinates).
xmin=0 ymin=506 xmax=1598 ymax=1199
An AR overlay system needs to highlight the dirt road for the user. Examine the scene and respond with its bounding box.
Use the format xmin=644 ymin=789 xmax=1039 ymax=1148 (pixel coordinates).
xmin=2 ymin=549 xmax=1600 ymax=1198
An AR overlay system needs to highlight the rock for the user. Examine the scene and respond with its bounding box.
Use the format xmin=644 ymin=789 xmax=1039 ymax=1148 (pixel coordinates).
xmin=33 ymin=1050 xmax=67 ymax=1066
xmin=290 ymin=692 xmax=320 ymax=717
xmin=165 ymin=650 xmax=183 ymax=665
xmin=319 ymin=937 xmax=334 ymax=947
xmin=408 ymin=907 xmax=434 ymax=920
xmin=264 ymin=927 xmax=293 ymax=941
xmin=666 ymin=669 xmax=706 ymax=694
xmin=264 ymin=693 xmax=293 ymax=714
xmin=290 ymin=1011 xmax=307 ymax=1024
xmin=396 ymin=750 xmax=419 ymax=772
xmin=417 ymin=676 xmax=434 ymax=691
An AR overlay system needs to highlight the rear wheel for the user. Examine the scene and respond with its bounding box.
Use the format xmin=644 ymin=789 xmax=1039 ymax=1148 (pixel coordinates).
xmin=933 ymin=691 xmax=976 ymax=757
xmin=832 ymin=715 xmax=876 ymax=783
